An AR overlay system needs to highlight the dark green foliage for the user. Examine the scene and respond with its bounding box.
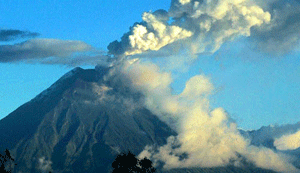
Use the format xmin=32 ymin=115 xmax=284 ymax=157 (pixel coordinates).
xmin=112 ymin=151 xmax=156 ymax=173
xmin=0 ymin=149 xmax=16 ymax=173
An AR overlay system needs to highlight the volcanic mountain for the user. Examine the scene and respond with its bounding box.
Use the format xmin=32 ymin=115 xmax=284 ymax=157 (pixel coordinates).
xmin=0 ymin=66 xmax=177 ymax=172
xmin=0 ymin=67 xmax=280 ymax=173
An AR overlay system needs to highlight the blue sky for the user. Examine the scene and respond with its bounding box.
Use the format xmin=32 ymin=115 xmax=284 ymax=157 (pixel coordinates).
xmin=0 ymin=0 xmax=299 ymax=130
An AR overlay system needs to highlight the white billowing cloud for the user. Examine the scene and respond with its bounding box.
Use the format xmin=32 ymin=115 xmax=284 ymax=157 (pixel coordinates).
xmin=125 ymin=12 xmax=193 ymax=56
xmin=108 ymin=0 xmax=271 ymax=57
xmin=179 ymin=0 xmax=191 ymax=5
xmin=170 ymin=107 xmax=248 ymax=168
xmin=169 ymin=0 xmax=271 ymax=54
xmin=180 ymin=75 xmax=213 ymax=99
xmin=244 ymin=146 xmax=298 ymax=173
xmin=108 ymin=60 xmax=298 ymax=172
xmin=274 ymin=130 xmax=300 ymax=150
xmin=106 ymin=0 xmax=299 ymax=172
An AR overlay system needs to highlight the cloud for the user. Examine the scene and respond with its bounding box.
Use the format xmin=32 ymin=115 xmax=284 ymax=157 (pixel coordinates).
xmin=107 ymin=60 xmax=299 ymax=172
xmin=40 ymin=54 xmax=113 ymax=67
xmin=0 ymin=38 xmax=92 ymax=62
xmin=250 ymin=0 xmax=300 ymax=53
xmin=1 ymin=0 xmax=299 ymax=171
xmin=274 ymin=130 xmax=300 ymax=150
xmin=169 ymin=0 xmax=271 ymax=54
xmin=244 ymin=146 xmax=298 ymax=172
xmin=37 ymin=157 xmax=52 ymax=173
xmin=0 ymin=38 xmax=110 ymax=66
xmin=107 ymin=10 xmax=193 ymax=57
xmin=108 ymin=0 xmax=271 ymax=57
xmin=125 ymin=12 xmax=193 ymax=56
xmin=108 ymin=0 xmax=300 ymax=57
xmin=0 ymin=29 xmax=39 ymax=41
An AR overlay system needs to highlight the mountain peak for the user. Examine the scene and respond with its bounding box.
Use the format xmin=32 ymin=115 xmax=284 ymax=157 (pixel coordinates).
xmin=34 ymin=66 xmax=111 ymax=102
xmin=1 ymin=67 xmax=298 ymax=173
xmin=0 ymin=67 xmax=176 ymax=172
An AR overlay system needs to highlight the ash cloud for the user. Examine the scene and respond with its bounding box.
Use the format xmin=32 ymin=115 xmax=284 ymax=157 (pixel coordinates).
xmin=1 ymin=0 xmax=300 ymax=172
xmin=105 ymin=0 xmax=300 ymax=171
xmin=250 ymin=0 xmax=300 ymax=53
xmin=107 ymin=60 xmax=299 ymax=172
xmin=108 ymin=0 xmax=271 ymax=57
xmin=0 ymin=29 xmax=39 ymax=41
xmin=107 ymin=9 xmax=193 ymax=57
xmin=109 ymin=0 xmax=300 ymax=57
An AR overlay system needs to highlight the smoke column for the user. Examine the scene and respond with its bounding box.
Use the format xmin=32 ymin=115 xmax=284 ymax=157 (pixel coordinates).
xmin=105 ymin=0 xmax=300 ymax=172
xmin=108 ymin=0 xmax=271 ymax=57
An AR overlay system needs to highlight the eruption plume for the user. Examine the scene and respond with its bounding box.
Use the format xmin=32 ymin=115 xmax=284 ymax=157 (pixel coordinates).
xmin=104 ymin=0 xmax=300 ymax=172
xmin=108 ymin=0 xmax=271 ymax=57
xmin=107 ymin=60 xmax=298 ymax=172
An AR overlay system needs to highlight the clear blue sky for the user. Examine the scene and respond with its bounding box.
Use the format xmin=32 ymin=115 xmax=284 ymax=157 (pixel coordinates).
xmin=0 ymin=0 xmax=299 ymax=130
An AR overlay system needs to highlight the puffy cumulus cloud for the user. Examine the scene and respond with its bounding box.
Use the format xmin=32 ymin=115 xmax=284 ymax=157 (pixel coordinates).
xmin=0 ymin=38 xmax=110 ymax=66
xmin=0 ymin=29 xmax=39 ymax=41
xmin=244 ymin=146 xmax=298 ymax=173
xmin=169 ymin=0 xmax=271 ymax=53
xmin=179 ymin=0 xmax=191 ymax=5
xmin=107 ymin=9 xmax=193 ymax=57
xmin=108 ymin=59 xmax=298 ymax=172
xmin=274 ymin=130 xmax=300 ymax=150
xmin=104 ymin=0 xmax=297 ymax=171
xmin=180 ymin=75 xmax=214 ymax=99
xmin=250 ymin=0 xmax=300 ymax=53
xmin=125 ymin=12 xmax=193 ymax=56
xmin=167 ymin=107 xmax=248 ymax=168
xmin=108 ymin=0 xmax=271 ymax=57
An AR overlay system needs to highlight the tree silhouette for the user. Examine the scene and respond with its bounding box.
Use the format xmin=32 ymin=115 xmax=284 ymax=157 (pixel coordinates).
xmin=112 ymin=151 xmax=156 ymax=173
xmin=139 ymin=158 xmax=156 ymax=173
xmin=0 ymin=149 xmax=16 ymax=173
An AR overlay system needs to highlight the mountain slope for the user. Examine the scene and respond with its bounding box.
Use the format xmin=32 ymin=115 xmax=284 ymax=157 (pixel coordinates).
xmin=0 ymin=67 xmax=176 ymax=172
xmin=246 ymin=123 xmax=300 ymax=149
xmin=0 ymin=67 xmax=282 ymax=173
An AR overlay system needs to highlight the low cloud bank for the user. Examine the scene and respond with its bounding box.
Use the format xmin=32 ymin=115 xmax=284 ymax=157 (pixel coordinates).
xmin=275 ymin=130 xmax=300 ymax=150
xmin=0 ymin=38 xmax=110 ymax=66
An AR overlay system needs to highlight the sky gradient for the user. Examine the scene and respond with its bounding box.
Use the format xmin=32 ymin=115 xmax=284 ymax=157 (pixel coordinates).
xmin=0 ymin=0 xmax=299 ymax=130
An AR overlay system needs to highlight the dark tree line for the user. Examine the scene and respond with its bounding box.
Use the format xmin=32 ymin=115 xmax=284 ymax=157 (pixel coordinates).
xmin=112 ymin=151 xmax=156 ymax=173
xmin=1 ymin=149 xmax=156 ymax=173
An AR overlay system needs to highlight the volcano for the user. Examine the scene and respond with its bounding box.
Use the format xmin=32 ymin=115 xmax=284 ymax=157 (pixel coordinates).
xmin=0 ymin=67 xmax=280 ymax=173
